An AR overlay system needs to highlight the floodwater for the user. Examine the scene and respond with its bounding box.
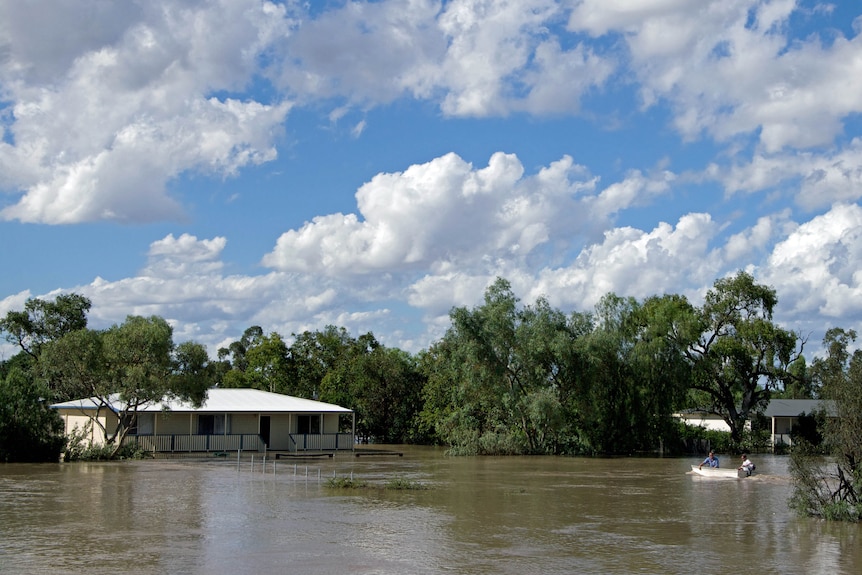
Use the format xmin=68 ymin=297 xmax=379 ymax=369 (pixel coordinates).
xmin=1 ymin=448 xmax=860 ymax=575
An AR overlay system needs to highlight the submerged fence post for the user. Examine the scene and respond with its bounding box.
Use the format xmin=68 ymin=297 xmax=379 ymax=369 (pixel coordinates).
xmin=251 ymin=454 xmax=254 ymax=473
xmin=237 ymin=449 xmax=241 ymax=472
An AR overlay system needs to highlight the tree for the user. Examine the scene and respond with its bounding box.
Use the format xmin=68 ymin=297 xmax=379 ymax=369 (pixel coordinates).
xmin=421 ymin=278 xmax=583 ymax=455
xmin=790 ymin=328 xmax=862 ymax=521
xmin=38 ymin=315 xmax=214 ymax=457
xmin=287 ymin=326 xmax=358 ymax=398
xmin=0 ymin=293 xmax=91 ymax=461
xmin=217 ymin=326 xmax=264 ymax=377
xmin=0 ymin=366 xmax=65 ymax=462
xmin=243 ymin=332 xmax=290 ymax=393
xmin=682 ymin=272 xmax=802 ymax=445
xmin=0 ymin=293 xmax=91 ymax=359
xmin=320 ymin=343 xmax=424 ymax=443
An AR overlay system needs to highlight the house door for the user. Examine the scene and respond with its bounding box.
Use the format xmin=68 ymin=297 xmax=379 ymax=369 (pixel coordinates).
xmin=259 ymin=416 xmax=271 ymax=448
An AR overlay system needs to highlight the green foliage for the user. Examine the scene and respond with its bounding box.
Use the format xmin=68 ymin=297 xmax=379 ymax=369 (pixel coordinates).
xmin=385 ymin=476 xmax=428 ymax=490
xmin=683 ymin=271 xmax=802 ymax=443
xmin=790 ymin=329 xmax=862 ymax=522
xmin=421 ymin=281 xmax=694 ymax=456
xmin=791 ymin=412 xmax=826 ymax=451
xmin=35 ymin=315 xmax=217 ymax=459
xmin=0 ymin=367 xmax=65 ymax=462
xmin=0 ymin=293 xmax=91 ymax=359
xmin=676 ymin=422 xmax=735 ymax=454
xmin=63 ymin=423 xmax=149 ymax=462
xmin=325 ymin=476 xmax=368 ymax=489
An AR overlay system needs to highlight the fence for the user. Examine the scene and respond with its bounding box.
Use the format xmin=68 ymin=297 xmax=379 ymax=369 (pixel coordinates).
xmin=288 ymin=433 xmax=354 ymax=451
xmin=122 ymin=434 xmax=264 ymax=453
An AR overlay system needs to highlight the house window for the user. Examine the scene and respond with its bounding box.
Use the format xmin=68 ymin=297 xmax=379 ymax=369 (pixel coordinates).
xmin=136 ymin=413 xmax=154 ymax=435
xmin=198 ymin=414 xmax=227 ymax=435
xmin=297 ymin=414 xmax=320 ymax=435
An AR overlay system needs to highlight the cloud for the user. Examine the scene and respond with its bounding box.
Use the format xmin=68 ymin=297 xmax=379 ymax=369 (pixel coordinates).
xmin=569 ymin=0 xmax=862 ymax=151
xmin=261 ymin=151 xmax=632 ymax=276
xmin=716 ymin=139 xmax=862 ymax=210
xmin=5 ymin=1 xmax=859 ymax=228
xmin=0 ymin=0 xmax=292 ymax=224
xmin=761 ymin=203 xmax=862 ymax=322
xmin=277 ymin=0 xmax=613 ymax=116
xmin=526 ymin=212 xmax=723 ymax=310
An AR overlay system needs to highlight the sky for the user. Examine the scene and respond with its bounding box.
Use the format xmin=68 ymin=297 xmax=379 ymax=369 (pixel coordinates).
xmin=2 ymin=0 xmax=862 ymax=361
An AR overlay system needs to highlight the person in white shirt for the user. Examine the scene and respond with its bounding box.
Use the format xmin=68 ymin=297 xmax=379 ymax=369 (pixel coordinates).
xmin=738 ymin=454 xmax=755 ymax=476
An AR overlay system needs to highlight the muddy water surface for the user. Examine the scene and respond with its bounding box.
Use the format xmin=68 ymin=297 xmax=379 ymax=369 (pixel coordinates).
xmin=1 ymin=449 xmax=859 ymax=574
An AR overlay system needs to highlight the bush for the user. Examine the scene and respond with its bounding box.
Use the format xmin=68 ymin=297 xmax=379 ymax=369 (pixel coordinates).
xmin=63 ymin=423 xmax=149 ymax=461
xmin=326 ymin=476 xmax=368 ymax=489
xmin=385 ymin=476 xmax=428 ymax=490
xmin=0 ymin=369 xmax=65 ymax=463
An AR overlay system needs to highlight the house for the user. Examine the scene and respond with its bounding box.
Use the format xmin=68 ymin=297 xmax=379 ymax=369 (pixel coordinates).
xmin=676 ymin=399 xmax=836 ymax=449
xmin=762 ymin=399 xmax=836 ymax=448
xmin=51 ymin=388 xmax=355 ymax=454
xmin=674 ymin=410 xmax=733 ymax=433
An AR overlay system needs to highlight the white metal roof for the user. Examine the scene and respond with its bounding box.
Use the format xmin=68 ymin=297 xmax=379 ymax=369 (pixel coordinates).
xmin=51 ymin=388 xmax=352 ymax=414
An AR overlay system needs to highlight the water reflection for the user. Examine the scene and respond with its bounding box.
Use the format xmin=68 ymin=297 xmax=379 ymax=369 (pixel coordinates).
xmin=1 ymin=450 xmax=860 ymax=574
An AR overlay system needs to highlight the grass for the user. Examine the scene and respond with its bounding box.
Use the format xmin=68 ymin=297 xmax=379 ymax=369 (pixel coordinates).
xmin=326 ymin=476 xmax=368 ymax=489
xmin=384 ymin=476 xmax=428 ymax=490
xmin=324 ymin=474 xmax=430 ymax=490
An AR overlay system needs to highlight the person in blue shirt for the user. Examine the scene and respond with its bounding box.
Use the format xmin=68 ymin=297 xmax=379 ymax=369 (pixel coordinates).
xmin=698 ymin=451 xmax=719 ymax=469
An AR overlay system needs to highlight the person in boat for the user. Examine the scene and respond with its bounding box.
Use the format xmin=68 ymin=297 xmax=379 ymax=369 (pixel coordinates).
xmin=738 ymin=454 xmax=755 ymax=476
xmin=698 ymin=451 xmax=719 ymax=469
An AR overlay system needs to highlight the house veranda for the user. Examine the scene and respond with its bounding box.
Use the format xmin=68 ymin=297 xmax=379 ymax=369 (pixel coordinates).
xmin=52 ymin=388 xmax=355 ymax=455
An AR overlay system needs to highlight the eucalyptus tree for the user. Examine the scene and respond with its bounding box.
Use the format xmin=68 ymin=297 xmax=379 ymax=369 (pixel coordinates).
xmin=287 ymin=326 xmax=359 ymax=398
xmin=422 ymin=278 xmax=583 ymax=455
xmin=217 ymin=325 xmax=264 ymax=385
xmin=682 ymin=272 xmax=803 ymax=444
xmin=320 ymin=342 xmax=424 ymax=443
xmin=0 ymin=293 xmax=91 ymax=360
xmin=243 ymin=332 xmax=291 ymax=393
xmin=39 ymin=315 xmax=214 ymax=457
xmin=0 ymin=366 xmax=65 ymax=462
xmin=0 ymin=293 xmax=91 ymax=461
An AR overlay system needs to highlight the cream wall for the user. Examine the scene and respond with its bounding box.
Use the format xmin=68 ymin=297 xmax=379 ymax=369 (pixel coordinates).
xmin=59 ymin=409 xmax=118 ymax=447
xmin=231 ymin=414 xmax=259 ymax=434
xmin=323 ymin=413 xmax=340 ymax=434
xmin=156 ymin=412 xmax=193 ymax=435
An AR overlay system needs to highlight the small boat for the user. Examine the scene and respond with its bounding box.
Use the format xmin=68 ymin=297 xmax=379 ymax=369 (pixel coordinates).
xmin=690 ymin=465 xmax=748 ymax=479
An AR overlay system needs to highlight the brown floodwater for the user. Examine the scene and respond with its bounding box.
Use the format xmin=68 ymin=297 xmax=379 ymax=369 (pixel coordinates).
xmin=1 ymin=448 xmax=860 ymax=574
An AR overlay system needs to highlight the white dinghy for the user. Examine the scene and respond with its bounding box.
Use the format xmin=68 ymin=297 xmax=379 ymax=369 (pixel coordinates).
xmin=690 ymin=465 xmax=748 ymax=479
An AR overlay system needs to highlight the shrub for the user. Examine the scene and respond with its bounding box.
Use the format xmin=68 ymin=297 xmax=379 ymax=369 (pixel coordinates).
xmin=385 ymin=476 xmax=428 ymax=490
xmin=326 ymin=476 xmax=368 ymax=489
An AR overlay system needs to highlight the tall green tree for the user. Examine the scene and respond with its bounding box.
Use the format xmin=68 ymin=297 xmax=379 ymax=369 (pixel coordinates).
xmin=39 ymin=315 xmax=214 ymax=457
xmin=217 ymin=325 xmax=264 ymax=382
xmin=287 ymin=326 xmax=358 ymax=398
xmin=682 ymin=272 xmax=802 ymax=444
xmin=243 ymin=332 xmax=290 ymax=393
xmin=0 ymin=366 xmax=65 ymax=462
xmin=0 ymin=293 xmax=91 ymax=359
xmin=0 ymin=293 xmax=91 ymax=461
xmin=422 ymin=278 xmax=583 ymax=455
xmin=320 ymin=342 xmax=423 ymax=443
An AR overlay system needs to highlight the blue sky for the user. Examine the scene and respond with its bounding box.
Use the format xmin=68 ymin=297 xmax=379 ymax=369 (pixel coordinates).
xmin=2 ymin=0 xmax=862 ymax=359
